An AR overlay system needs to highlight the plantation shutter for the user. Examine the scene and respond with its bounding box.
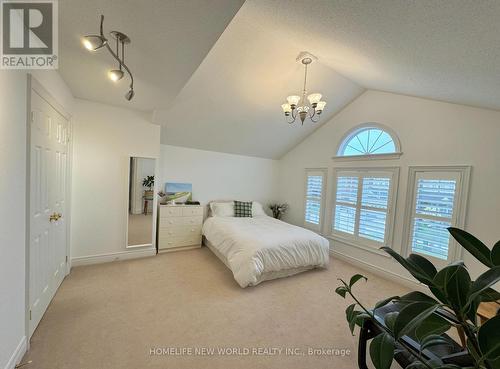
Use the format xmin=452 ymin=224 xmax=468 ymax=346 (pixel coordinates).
xmin=410 ymin=174 xmax=459 ymax=260
xmin=304 ymin=170 xmax=326 ymax=232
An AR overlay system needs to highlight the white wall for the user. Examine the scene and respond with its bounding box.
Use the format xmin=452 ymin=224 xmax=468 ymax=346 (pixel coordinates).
xmin=278 ymin=90 xmax=500 ymax=283
xmin=159 ymin=145 xmax=278 ymax=213
xmin=70 ymin=99 xmax=160 ymax=260
xmin=0 ymin=72 xmax=28 ymax=369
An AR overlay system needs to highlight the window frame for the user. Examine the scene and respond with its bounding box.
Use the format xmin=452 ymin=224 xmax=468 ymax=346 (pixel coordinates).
xmin=402 ymin=166 xmax=471 ymax=265
xmin=329 ymin=166 xmax=400 ymax=253
xmin=303 ymin=168 xmax=327 ymax=233
xmin=333 ymin=123 xmax=403 ymax=161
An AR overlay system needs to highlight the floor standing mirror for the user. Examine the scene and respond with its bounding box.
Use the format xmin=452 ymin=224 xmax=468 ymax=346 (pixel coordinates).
xmin=127 ymin=157 xmax=156 ymax=248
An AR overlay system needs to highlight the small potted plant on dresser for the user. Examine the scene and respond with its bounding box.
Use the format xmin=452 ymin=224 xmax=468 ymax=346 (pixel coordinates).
xmin=142 ymin=175 xmax=154 ymax=198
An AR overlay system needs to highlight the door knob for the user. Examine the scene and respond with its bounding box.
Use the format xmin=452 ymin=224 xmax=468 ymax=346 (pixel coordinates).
xmin=49 ymin=213 xmax=58 ymax=222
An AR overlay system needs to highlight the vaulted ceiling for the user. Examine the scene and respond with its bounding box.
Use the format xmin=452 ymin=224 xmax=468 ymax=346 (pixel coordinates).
xmin=59 ymin=0 xmax=500 ymax=159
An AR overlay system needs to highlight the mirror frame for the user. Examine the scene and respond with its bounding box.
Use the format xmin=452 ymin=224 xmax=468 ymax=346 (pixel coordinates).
xmin=125 ymin=156 xmax=158 ymax=250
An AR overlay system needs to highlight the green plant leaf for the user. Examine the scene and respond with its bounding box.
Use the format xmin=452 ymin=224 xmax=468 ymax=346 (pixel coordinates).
xmin=399 ymin=291 xmax=438 ymax=305
xmin=415 ymin=313 xmax=451 ymax=341
xmin=380 ymin=247 xmax=436 ymax=286
xmin=335 ymin=286 xmax=348 ymax=298
xmin=433 ymin=264 xmax=471 ymax=310
xmin=349 ymin=274 xmax=367 ymax=288
xmin=355 ymin=312 xmax=371 ymax=327
xmin=345 ymin=304 xmax=361 ymax=334
xmin=478 ymin=315 xmax=500 ymax=360
xmin=491 ymin=240 xmax=500 ymax=266
xmin=375 ymin=296 xmax=400 ymax=310
xmin=369 ymin=333 xmax=395 ymax=369
xmin=448 ymin=227 xmax=493 ymax=268
xmin=420 ymin=334 xmax=454 ymax=351
xmin=393 ymin=302 xmax=440 ymax=339
xmin=465 ymin=296 xmax=480 ymax=325
xmin=407 ymin=253 xmax=438 ymax=279
xmin=479 ymin=287 xmax=500 ymax=302
xmin=384 ymin=311 xmax=398 ymax=332
xmin=468 ymin=266 xmax=500 ymax=305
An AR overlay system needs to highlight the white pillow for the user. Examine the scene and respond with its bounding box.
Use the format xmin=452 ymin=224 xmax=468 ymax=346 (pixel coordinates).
xmin=210 ymin=202 xmax=234 ymax=217
xmin=252 ymin=202 xmax=267 ymax=217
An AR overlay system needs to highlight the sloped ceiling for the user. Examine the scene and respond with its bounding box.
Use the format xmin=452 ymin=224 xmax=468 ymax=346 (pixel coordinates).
xmin=59 ymin=0 xmax=500 ymax=159
xmin=58 ymin=0 xmax=245 ymax=111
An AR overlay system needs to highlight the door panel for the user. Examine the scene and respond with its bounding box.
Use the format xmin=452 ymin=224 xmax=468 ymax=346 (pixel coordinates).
xmin=29 ymin=90 xmax=69 ymax=337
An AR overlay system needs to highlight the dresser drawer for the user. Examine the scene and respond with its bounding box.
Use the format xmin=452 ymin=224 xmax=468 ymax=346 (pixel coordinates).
xmin=161 ymin=225 xmax=202 ymax=238
xmin=182 ymin=207 xmax=203 ymax=216
xmin=159 ymin=217 xmax=184 ymax=227
xmin=159 ymin=215 xmax=202 ymax=228
xmin=181 ymin=215 xmax=203 ymax=226
xmin=160 ymin=207 xmax=183 ymax=218
xmin=158 ymin=234 xmax=201 ymax=249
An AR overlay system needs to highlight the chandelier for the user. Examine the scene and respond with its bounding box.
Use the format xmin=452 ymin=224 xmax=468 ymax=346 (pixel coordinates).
xmin=82 ymin=15 xmax=135 ymax=101
xmin=281 ymin=53 xmax=326 ymax=125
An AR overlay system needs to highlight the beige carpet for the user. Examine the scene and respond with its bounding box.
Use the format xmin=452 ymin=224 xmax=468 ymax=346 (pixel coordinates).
xmin=23 ymin=248 xmax=410 ymax=369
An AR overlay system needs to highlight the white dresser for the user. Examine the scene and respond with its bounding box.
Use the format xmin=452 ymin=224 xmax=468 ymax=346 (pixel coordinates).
xmin=158 ymin=205 xmax=203 ymax=253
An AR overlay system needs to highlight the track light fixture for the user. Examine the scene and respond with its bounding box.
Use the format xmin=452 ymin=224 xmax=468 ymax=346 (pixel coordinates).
xmin=82 ymin=15 xmax=134 ymax=101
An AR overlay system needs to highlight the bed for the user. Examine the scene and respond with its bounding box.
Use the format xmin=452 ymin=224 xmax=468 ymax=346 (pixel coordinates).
xmin=202 ymin=203 xmax=330 ymax=287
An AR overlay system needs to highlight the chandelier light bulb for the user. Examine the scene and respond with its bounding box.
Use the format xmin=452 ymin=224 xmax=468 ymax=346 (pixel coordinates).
xmin=307 ymin=93 xmax=322 ymax=105
xmin=316 ymin=101 xmax=327 ymax=112
xmin=281 ymin=103 xmax=292 ymax=114
xmin=108 ymin=69 xmax=124 ymax=82
xmin=286 ymin=95 xmax=301 ymax=106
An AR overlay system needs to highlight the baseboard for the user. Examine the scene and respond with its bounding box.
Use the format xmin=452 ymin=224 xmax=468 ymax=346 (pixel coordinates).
xmin=330 ymin=249 xmax=425 ymax=291
xmin=71 ymin=248 xmax=156 ymax=267
xmin=4 ymin=336 xmax=27 ymax=369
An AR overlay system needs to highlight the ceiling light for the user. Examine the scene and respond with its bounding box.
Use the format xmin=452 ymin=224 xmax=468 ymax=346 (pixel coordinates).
xmin=108 ymin=69 xmax=124 ymax=82
xmin=281 ymin=52 xmax=326 ymax=125
xmin=82 ymin=15 xmax=135 ymax=101
xmin=125 ymin=89 xmax=135 ymax=101
xmin=82 ymin=35 xmax=107 ymax=51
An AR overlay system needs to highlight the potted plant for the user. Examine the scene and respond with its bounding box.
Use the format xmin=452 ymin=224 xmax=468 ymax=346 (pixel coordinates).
xmin=142 ymin=175 xmax=154 ymax=198
xmin=268 ymin=203 xmax=288 ymax=220
xmin=336 ymin=227 xmax=500 ymax=369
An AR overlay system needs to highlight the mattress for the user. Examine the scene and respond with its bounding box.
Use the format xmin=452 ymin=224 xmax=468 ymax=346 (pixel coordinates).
xmin=202 ymin=216 xmax=330 ymax=287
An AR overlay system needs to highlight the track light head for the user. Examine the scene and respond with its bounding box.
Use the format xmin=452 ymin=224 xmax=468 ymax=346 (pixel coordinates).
xmin=82 ymin=35 xmax=107 ymax=51
xmin=108 ymin=69 xmax=124 ymax=82
xmin=125 ymin=89 xmax=135 ymax=101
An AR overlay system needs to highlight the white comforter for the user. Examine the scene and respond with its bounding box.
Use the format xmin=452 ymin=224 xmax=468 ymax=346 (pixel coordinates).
xmin=202 ymin=216 xmax=330 ymax=287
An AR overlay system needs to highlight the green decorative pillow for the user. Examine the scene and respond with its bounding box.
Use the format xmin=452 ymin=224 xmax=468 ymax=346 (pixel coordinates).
xmin=234 ymin=201 xmax=252 ymax=217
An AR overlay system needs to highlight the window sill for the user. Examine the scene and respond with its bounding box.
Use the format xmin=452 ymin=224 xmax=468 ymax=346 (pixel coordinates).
xmin=332 ymin=152 xmax=403 ymax=162
xmin=326 ymin=235 xmax=392 ymax=258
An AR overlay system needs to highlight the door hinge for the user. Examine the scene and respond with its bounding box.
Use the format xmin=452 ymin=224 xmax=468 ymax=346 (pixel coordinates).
xmin=29 ymin=310 xmax=32 ymax=320
xmin=66 ymin=255 xmax=68 ymax=263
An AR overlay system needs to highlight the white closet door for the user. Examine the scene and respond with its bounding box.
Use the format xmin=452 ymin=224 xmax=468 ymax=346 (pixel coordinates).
xmin=29 ymin=89 xmax=69 ymax=337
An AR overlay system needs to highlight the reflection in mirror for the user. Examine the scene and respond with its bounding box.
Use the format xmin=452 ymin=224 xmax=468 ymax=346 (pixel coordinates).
xmin=128 ymin=157 xmax=155 ymax=247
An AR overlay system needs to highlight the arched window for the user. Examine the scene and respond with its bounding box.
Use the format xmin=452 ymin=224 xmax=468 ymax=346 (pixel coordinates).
xmin=337 ymin=124 xmax=401 ymax=157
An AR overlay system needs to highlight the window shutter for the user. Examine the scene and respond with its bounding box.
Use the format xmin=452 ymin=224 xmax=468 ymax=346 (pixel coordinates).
xmin=411 ymin=178 xmax=457 ymax=260
xmin=304 ymin=170 xmax=326 ymax=231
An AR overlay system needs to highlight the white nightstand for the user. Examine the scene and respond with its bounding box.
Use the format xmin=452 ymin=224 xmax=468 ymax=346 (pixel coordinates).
xmin=157 ymin=205 xmax=203 ymax=253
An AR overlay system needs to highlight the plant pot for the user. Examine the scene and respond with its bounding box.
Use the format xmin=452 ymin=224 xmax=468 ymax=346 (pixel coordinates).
xmin=144 ymin=190 xmax=154 ymax=198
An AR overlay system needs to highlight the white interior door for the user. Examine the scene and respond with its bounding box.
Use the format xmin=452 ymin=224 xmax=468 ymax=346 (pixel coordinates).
xmin=29 ymin=89 xmax=69 ymax=337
